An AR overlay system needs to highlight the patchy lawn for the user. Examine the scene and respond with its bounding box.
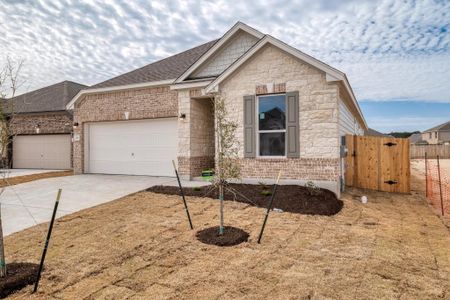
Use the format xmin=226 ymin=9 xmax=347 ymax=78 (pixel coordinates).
xmin=0 ymin=171 xmax=73 ymax=188
xmin=3 ymin=170 xmax=450 ymax=299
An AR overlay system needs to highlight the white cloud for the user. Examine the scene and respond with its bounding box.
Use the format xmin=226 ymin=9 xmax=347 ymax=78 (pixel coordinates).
xmin=0 ymin=0 xmax=449 ymax=103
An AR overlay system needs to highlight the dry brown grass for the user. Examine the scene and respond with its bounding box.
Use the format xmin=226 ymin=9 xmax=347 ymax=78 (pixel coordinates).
xmin=3 ymin=168 xmax=450 ymax=299
xmin=0 ymin=171 xmax=73 ymax=188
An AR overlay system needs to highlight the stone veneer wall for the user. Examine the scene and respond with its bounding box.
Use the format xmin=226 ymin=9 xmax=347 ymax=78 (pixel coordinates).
xmin=218 ymin=44 xmax=341 ymax=186
xmin=177 ymin=90 xmax=215 ymax=178
xmin=10 ymin=112 xmax=72 ymax=135
xmin=73 ymin=86 xmax=178 ymax=174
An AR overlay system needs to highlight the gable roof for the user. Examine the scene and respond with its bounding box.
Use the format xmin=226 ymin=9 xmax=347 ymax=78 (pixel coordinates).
xmin=90 ymin=40 xmax=218 ymax=89
xmin=5 ymin=81 xmax=86 ymax=114
xmin=174 ymin=22 xmax=264 ymax=83
xmin=201 ymin=34 xmax=367 ymax=130
xmin=424 ymin=120 xmax=450 ymax=132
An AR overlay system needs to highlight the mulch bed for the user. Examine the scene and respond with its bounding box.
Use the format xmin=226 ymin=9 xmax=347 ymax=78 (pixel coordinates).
xmin=0 ymin=262 xmax=39 ymax=298
xmin=147 ymin=183 xmax=343 ymax=216
xmin=196 ymin=226 xmax=249 ymax=246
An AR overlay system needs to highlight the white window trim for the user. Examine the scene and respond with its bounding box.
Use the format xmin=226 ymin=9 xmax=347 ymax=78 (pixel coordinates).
xmin=256 ymin=93 xmax=287 ymax=158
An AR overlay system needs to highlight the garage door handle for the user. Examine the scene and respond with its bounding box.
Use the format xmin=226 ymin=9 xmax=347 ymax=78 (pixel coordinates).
xmin=131 ymin=153 xmax=134 ymax=156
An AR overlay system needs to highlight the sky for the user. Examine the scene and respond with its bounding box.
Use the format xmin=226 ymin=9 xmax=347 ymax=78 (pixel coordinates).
xmin=0 ymin=0 xmax=449 ymax=132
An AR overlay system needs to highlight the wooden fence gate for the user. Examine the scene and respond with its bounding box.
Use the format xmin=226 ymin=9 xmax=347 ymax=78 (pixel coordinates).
xmin=344 ymin=135 xmax=410 ymax=193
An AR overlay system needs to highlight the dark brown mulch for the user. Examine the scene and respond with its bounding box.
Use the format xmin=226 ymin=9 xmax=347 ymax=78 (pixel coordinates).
xmin=147 ymin=183 xmax=343 ymax=216
xmin=196 ymin=226 xmax=249 ymax=247
xmin=0 ymin=262 xmax=39 ymax=298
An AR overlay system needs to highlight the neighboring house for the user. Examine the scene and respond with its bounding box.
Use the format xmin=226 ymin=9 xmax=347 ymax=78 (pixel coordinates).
xmin=67 ymin=22 xmax=367 ymax=196
xmin=422 ymin=120 xmax=450 ymax=145
xmin=366 ymin=128 xmax=390 ymax=137
xmin=409 ymin=133 xmax=426 ymax=145
xmin=5 ymin=81 xmax=86 ymax=169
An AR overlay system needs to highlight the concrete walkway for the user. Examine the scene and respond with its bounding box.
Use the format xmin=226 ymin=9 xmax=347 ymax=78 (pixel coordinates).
xmin=1 ymin=174 xmax=209 ymax=236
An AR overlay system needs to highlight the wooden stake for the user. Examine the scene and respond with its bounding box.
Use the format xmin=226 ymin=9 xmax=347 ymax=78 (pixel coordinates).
xmin=257 ymin=171 xmax=282 ymax=244
xmin=33 ymin=189 xmax=61 ymax=293
xmin=172 ymin=160 xmax=194 ymax=230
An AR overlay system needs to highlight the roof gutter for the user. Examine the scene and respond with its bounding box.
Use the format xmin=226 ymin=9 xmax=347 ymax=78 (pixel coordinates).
xmin=66 ymin=79 xmax=175 ymax=110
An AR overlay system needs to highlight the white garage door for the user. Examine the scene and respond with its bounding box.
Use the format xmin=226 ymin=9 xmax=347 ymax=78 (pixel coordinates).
xmin=13 ymin=134 xmax=71 ymax=169
xmin=86 ymin=118 xmax=178 ymax=176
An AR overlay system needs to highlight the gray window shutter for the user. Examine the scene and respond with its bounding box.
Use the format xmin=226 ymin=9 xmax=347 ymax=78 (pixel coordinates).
xmin=243 ymin=95 xmax=256 ymax=158
xmin=286 ymin=91 xmax=299 ymax=158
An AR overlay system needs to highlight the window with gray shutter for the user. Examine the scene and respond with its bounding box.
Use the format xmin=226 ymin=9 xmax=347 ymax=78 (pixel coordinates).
xmin=243 ymin=95 xmax=256 ymax=158
xmin=286 ymin=91 xmax=299 ymax=158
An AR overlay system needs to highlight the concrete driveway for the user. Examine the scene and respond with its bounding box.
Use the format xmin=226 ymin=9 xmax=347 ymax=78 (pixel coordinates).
xmin=1 ymin=174 xmax=204 ymax=236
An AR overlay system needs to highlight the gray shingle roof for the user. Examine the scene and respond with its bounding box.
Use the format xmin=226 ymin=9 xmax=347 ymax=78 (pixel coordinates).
xmin=424 ymin=120 xmax=450 ymax=132
xmin=90 ymin=40 xmax=218 ymax=89
xmin=367 ymin=128 xmax=390 ymax=137
xmin=5 ymin=81 xmax=87 ymax=114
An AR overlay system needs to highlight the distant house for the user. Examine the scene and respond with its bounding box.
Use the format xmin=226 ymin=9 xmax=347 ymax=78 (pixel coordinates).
xmin=422 ymin=120 xmax=450 ymax=145
xmin=409 ymin=132 xmax=426 ymax=144
xmin=366 ymin=128 xmax=390 ymax=137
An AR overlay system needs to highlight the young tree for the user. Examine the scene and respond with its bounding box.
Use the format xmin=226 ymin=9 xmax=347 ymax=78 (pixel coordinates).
xmin=0 ymin=56 xmax=24 ymax=277
xmin=211 ymin=94 xmax=241 ymax=235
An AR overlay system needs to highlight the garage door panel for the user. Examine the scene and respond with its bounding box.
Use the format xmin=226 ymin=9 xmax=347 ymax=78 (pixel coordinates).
xmin=87 ymin=118 xmax=177 ymax=176
xmin=13 ymin=135 xmax=71 ymax=169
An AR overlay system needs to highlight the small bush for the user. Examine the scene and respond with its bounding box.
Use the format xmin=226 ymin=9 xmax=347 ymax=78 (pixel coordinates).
xmin=305 ymin=181 xmax=322 ymax=196
xmin=260 ymin=190 xmax=272 ymax=196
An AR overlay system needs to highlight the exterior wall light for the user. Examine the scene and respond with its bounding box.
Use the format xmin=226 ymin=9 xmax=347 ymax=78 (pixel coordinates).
xmin=35 ymin=124 xmax=40 ymax=134
xmin=179 ymin=113 xmax=186 ymax=120
xmin=73 ymin=122 xmax=79 ymax=129
xmin=124 ymin=111 xmax=130 ymax=120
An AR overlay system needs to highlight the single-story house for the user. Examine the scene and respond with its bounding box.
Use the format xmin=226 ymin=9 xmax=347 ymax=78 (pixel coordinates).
xmin=67 ymin=22 xmax=367 ymax=196
xmin=5 ymin=80 xmax=86 ymax=169
xmin=422 ymin=120 xmax=450 ymax=145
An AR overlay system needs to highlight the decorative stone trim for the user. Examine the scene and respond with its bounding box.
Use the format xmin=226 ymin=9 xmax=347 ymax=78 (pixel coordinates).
xmin=255 ymin=82 xmax=286 ymax=95
xmin=189 ymin=89 xmax=202 ymax=98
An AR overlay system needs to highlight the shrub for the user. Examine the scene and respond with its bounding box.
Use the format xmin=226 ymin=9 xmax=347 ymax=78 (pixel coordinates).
xmin=305 ymin=181 xmax=322 ymax=196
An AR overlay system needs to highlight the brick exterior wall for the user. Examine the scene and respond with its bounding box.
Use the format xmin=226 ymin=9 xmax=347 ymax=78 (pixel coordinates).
xmin=10 ymin=112 xmax=72 ymax=135
xmin=240 ymin=158 xmax=340 ymax=181
xmin=216 ymin=44 xmax=341 ymax=188
xmin=73 ymin=86 xmax=178 ymax=174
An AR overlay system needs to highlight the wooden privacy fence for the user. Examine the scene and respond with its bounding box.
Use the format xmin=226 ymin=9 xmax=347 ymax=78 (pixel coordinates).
xmin=410 ymin=144 xmax=450 ymax=159
xmin=345 ymin=135 xmax=410 ymax=193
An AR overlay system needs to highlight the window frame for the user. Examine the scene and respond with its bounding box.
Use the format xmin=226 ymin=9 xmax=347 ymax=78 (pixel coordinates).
xmin=256 ymin=93 xmax=287 ymax=158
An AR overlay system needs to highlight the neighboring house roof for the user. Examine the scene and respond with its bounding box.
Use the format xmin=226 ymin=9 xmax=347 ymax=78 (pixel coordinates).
xmin=423 ymin=120 xmax=450 ymax=132
xmin=89 ymin=40 xmax=218 ymax=89
xmin=409 ymin=133 xmax=424 ymax=144
xmin=366 ymin=128 xmax=389 ymax=137
xmin=6 ymin=81 xmax=86 ymax=114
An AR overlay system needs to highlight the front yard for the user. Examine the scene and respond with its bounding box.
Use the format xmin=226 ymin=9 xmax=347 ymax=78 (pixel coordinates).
xmin=3 ymin=170 xmax=450 ymax=299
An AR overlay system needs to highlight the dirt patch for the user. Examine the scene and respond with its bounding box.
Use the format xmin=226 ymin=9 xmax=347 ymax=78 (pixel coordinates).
xmin=3 ymin=166 xmax=450 ymax=299
xmin=0 ymin=262 xmax=38 ymax=298
xmin=148 ymin=183 xmax=343 ymax=216
xmin=196 ymin=226 xmax=249 ymax=247
xmin=0 ymin=171 xmax=73 ymax=188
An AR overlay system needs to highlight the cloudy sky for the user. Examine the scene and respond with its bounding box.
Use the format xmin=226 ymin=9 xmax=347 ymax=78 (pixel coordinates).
xmin=1 ymin=0 xmax=449 ymax=132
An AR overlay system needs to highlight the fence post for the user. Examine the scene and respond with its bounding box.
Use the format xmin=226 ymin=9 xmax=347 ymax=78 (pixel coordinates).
xmin=425 ymin=152 xmax=428 ymax=197
xmin=437 ymin=155 xmax=444 ymax=216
